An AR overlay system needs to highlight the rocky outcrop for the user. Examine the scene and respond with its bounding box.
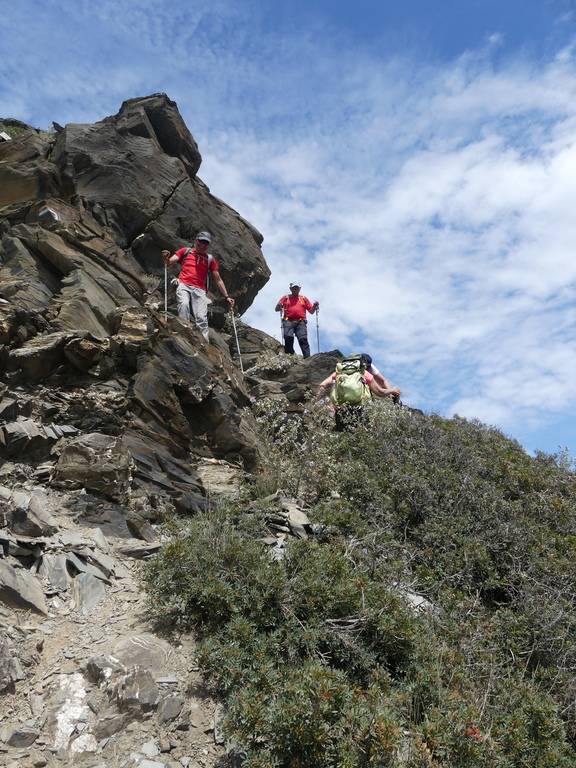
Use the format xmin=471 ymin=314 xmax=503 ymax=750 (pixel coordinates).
xmin=1 ymin=95 xmax=269 ymax=514
xmin=50 ymin=93 xmax=269 ymax=313
xmin=245 ymin=348 xmax=343 ymax=411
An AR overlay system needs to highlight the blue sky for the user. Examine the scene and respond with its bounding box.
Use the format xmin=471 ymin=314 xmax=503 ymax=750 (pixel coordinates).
xmin=1 ymin=0 xmax=576 ymax=457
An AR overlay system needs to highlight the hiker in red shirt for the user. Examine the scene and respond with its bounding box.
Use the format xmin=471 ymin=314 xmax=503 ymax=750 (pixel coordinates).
xmin=275 ymin=282 xmax=319 ymax=358
xmin=162 ymin=231 xmax=234 ymax=341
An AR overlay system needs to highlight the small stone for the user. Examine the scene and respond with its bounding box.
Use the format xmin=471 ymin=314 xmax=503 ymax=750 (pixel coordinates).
xmin=141 ymin=740 xmax=160 ymax=757
xmin=29 ymin=693 xmax=44 ymax=716
xmin=0 ymin=635 xmax=25 ymax=690
xmin=29 ymin=750 xmax=48 ymax=767
xmin=70 ymin=732 xmax=98 ymax=753
xmin=3 ymin=724 xmax=39 ymax=747
xmin=93 ymin=712 xmax=126 ymax=740
xmin=72 ymin=572 xmax=106 ymax=614
xmin=116 ymin=666 xmax=160 ymax=710
xmin=9 ymin=492 xmax=58 ymax=537
xmin=187 ymin=701 xmax=205 ymax=730
xmin=159 ymin=738 xmax=171 ymax=753
xmin=139 ymin=761 xmax=166 ymax=768
xmin=158 ymin=695 xmax=184 ymax=723
xmin=38 ymin=554 xmax=69 ymax=594
xmin=112 ymin=633 xmax=174 ymax=675
xmin=66 ymin=551 xmax=109 ymax=583
xmin=85 ymin=654 xmax=126 ymax=684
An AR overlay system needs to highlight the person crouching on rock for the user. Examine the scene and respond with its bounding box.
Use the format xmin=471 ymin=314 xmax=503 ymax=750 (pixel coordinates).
xmin=275 ymin=282 xmax=319 ymax=358
xmin=162 ymin=230 xmax=234 ymax=341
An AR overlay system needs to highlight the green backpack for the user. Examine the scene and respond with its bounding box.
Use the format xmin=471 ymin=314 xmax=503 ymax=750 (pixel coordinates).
xmin=329 ymin=355 xmax=372 ymax=407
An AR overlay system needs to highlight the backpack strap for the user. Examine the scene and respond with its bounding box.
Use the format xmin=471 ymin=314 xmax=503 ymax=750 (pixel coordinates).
xmin=206 ymin=253 xmax=214 ymax=293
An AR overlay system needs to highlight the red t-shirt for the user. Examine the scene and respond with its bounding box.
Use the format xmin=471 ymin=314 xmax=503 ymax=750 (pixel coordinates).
xmin=278 ymin=294 xmax=314 ymax=321
xmin=175 ymin=247 xmax=218 ymax=289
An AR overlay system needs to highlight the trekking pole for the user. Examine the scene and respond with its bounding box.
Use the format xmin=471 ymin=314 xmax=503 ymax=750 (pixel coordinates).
xmin=164 ymin=264 xmax=168 ymax=321
xmin=230 ymin=310 xmax=244 ymax=374
xmin=315 ymin=308 xmax=320 ymax=354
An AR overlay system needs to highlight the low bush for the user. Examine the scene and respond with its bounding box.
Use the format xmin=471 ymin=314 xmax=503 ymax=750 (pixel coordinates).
xmin=144 ymin=399 xmax=576 ymax=766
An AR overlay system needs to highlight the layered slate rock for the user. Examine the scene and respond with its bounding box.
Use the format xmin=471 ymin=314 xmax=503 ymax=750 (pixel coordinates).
xmin=0 ymin=97 xmax=275 ymax=766
xmin=0 ymin=94 xmax=269 ymax=513
xmin=50 ymin=93 xmax=269 ymax=314
xmin=0 ymin=560 xmax=48 ymax=614
xmin=246 ymin=350 xmax=344 ymax=411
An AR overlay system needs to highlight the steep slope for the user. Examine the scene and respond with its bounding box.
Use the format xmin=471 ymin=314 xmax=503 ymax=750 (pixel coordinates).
xmin=0 ymin=95 xmax=273 ymax=767
xmin=147 ymin=401 xmax=576 ymax=767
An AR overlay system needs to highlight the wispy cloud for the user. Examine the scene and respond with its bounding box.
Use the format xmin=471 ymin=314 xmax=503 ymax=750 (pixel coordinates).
xmin=1 ymin=0 xmax=575 ymax=450
xmin=199 ymin=48 xmax=576 ymax=437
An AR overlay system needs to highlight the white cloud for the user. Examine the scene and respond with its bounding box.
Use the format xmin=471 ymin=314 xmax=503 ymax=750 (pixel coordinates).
xmin=1 ymin=1 xmax=575 ymax=448
xmin=200 ymin=50 xmax=576 ymax=436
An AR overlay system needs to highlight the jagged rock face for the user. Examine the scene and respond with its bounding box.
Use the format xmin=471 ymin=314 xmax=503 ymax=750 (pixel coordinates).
xmin=54 ymin=93 xmax=269 ymax=313
xmin=246 ymin=348 xmax=344 ymax=410
xmin=1 ymin=93 xmax=270 ymax=314
xmin=0 ymin=94 xmax=266 ymax=513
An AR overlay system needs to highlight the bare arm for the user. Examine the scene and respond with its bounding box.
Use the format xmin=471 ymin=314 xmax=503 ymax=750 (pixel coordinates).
xmin=316 ymin=374 xmax=334 ymax=399
xmin=212 ymin=270 xmax=235 ymax=308
xmin=306 ymin=299 xmax=319 ymax=314
xmin=372 ymin=371 xmax=392 ymax=389
xmin=275 ymin=301 xmax=284 ymax=312
xmin=368 ymin=379 xmax=401 ymax=398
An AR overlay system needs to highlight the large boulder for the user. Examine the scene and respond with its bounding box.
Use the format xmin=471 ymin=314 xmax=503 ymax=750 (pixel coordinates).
xmin=52 ymin=433 xmax=133 ymax=502
xmin=0 ymin=127 xmax=59 ymax=208
xmin=49 ymin=93 xmax=269 ymax=314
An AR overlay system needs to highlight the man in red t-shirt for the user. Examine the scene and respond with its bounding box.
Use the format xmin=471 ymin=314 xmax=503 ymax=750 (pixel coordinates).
xmin=275 ymin=282 xmax=319 ymax=358
xmin=162 ymin=231 xmax=234 ymax=341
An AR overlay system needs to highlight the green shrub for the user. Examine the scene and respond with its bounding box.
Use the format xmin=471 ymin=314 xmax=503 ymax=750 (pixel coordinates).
xmin=144 ymin=400 xmax=576 ymax=765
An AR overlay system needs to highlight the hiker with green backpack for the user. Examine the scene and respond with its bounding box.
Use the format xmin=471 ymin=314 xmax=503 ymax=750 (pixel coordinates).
xmin=316 ymin=353 xmax=401 ymax=431
xmin=162 ymin=231 xmax=234 ymax=341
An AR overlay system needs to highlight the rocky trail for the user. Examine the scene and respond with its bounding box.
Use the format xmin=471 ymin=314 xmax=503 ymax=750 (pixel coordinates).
xmin=0 ymin=477 xmax=228 ymax=768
